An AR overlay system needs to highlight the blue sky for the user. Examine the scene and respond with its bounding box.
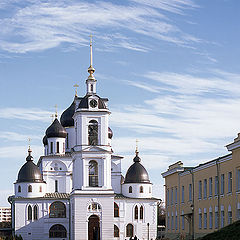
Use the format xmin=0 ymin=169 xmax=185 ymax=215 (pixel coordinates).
xmin=0 ymin=0 xmax=240 ymax=206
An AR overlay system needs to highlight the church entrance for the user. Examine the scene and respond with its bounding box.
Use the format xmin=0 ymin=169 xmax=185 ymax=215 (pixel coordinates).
xmin=88 ymin=215 xmax=100 ymax=240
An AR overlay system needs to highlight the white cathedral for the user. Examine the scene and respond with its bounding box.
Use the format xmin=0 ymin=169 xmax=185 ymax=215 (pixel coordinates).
xmin=9 ymin=44 xmax=159 ymax=240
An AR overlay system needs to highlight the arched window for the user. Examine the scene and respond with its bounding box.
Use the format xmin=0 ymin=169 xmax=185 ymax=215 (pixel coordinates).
xmin=49 ymin=201 xmax=66 ymax=218
xmin=114 ymin=225 xmax=119 ymax=237
xmin=18 ymin=185 xmax=21 ymax=193
xmin=129 ymin=186 xmax=132 ymax=193
xmin=140 ymin=186 xmax=143 ymax=193
xmin=33 ymin=205 xmax=38 ymax=220
xmin=134 ymin=205 xmax=138 ymax=219
xmin=140 ymin=206 xmax=144 ymax=219
xmin=114 ymin=202 xmax=119 ymax=217
xmin=126 ymin=223 xmax=133 ymax=237
xmin=28 ymin=205 xmax=32 ymax=221
xmin=89 ymin=160 xmax=98 ymax=187
xmin=39 ymin=185 xmax=42 ymax=192
xmin=149 ymin=186 xmax=151 ymax=193
xmin=91 ymin=84 xmax=93 ymax=92
xmin=49 ymin=224 xmax=67 ymax=238
xmin=88 ymin=120 xmax=98 ymax=145
xmin=28 ymin=185 xmax=32 ymax=192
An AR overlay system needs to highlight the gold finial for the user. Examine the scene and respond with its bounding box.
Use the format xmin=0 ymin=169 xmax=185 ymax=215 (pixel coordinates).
xmin=136 ymin=139 xmax=139 ymax=154
xmin=74 ymin=84 xmax=79 ymax=97
xmin=54 ymin=104 xmax=58 ymax=118
xmin=50 ymin=114 xmax=54 ymax=122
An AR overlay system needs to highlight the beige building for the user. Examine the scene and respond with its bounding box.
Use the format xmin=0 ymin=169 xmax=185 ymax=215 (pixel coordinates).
xmin=162 ymin=132 xmax=240 ymax=239
xmin=0 ymin=207 xmax=11 ymax=222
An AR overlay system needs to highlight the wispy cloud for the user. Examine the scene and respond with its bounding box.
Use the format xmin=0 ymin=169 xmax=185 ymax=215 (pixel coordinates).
xmin=0 ymin=0 xmax=200 ymax=53
xmin=0 ymin=131 xmax=41 ymax=142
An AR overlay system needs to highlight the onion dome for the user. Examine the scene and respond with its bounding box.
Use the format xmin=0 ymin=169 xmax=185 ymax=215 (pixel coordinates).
xmin=60 ymin=100 xmax=76 ymax=127
xmin=78 ymin=94 xmax=107 ymax=109
xmin=46 ymin=118 xmax=67 ymax=138
xmin=124 ymin=151 xmax=150 ymax=184
xmin=108 ymin=127 xmax=113 ymax=139
xmin=42 ymin=135 xmax=47 ymax=145
xmin=17 ymin=148 xmax=44 ymax=183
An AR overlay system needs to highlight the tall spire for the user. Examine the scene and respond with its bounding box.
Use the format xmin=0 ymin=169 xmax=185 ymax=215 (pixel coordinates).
xmin=54 ymin=104 xmax=58 ymax=118
xmin=87 ymin=34 xmax=96 ymax=81
xmin=26 ymin=138 xmax=33 ymax=162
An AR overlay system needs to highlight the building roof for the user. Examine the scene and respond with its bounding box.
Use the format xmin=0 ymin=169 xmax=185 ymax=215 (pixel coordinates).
xmin=114 ymin=194 xmax=160 ymax=201
xmin=78 ymin=94 xmax=107 ymax=109
xmin=124 ymin=151 xmax=150 ymax=184
xmin=46 ymin=118 xmax=67 ymax=138
xmin=60 ymin=99 xmax=76 ymax=127
xmin=17 ymin=148 xmax=44 ymax=183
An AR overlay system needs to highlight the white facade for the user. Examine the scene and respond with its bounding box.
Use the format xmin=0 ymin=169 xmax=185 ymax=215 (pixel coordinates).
xmin=9 ymin=57 xmax=159 ymax=240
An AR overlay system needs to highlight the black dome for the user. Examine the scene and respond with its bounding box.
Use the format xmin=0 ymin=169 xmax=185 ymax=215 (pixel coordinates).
xmin=60 ymin=100 xmax=75 ymax=127
xmin=124 ymin=152 xmax=150 ymax=184
xmin=17 ymin=149 xmax=44 ymax=183
xmin=78 ymin=94 xmax=107 ymax=109
xmin=42 ymin=135 xmax=48 ymax=145
xmin=46 ymin=118 xmax=67 ymax=138
xmin=108 ymin=127 xmax=113 ymax=139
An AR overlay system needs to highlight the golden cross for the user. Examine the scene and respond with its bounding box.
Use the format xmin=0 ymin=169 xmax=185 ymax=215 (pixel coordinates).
xmin=28 ymin=138 xmax=31 ymax=150
xmin=54 ymin=104 xmax=58 ymax=118
xmin=89 ymin=34 xmax=93 ymax=66
xmin=74 ymin=84 xmax=79 ymax=96
xmin=136 ymin=139 xmax=139 ymax=153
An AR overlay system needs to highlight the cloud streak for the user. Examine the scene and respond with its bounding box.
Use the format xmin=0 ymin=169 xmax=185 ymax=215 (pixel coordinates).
xmin=0 ymin=0 xmax=200 ymax=53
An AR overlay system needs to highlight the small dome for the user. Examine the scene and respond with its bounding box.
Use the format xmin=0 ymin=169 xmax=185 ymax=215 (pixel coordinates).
xmin=124 ymin=151 xmax=150 ymax=184
xmin=42 ymin=135 xmax=47 ymax=145
xmin=46 ymin=118 xmax=67 ymax=138
xmin=17 ymin=149 xmax=44 ymax=183
xmin=78 ymin=94 xmax=107 ymax=109
xmin=60 ymin=100 xmax=76 ymax=127
xmin=108 ymin=127 xmax=113 ymax=139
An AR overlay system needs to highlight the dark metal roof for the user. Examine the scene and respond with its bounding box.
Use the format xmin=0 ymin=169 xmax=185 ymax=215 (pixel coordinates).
xmin=42 ymin=135 xmax=48 ymax=145
xmin=44 ymin=193 xmax=70 ymax=199
xmin=78 ymin=94 xmax=107 ymax=109
xmin=108 ymin=127 xmax=113 ymax=139
xmin=124 ymin=152 xmax=150 ymax=184
xmin=17 ymin=149 xmax=44 ymax=183
xmin=60 ymin=100 xmax=76 ymax=127
xmin=46 ymin=118 xmax=67 ymax=138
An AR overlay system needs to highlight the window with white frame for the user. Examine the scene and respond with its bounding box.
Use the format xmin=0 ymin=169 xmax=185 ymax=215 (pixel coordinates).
xmin=209 ymin=209 xmax=213 ymax=229
xmin=215 ymin=209 xmax=218 ymax=229
xmin=215 ymin=176 xmax=219 ymax=196
xmin=171 ymin=214 xmax=174 ymax=230
xmin=221 ymin=208 xmax=224 ymax=228
xmin=228 ymin=172 xmax=232 ymax=193
xmin=228 ymin=206 xmax=232 ymax=225
xmin=204 ymin=179 xmax=207 ymax=199
xmin=204 ymin=211 xmax=207 ymax=229
xmin=237 ymin=204 xmax=240 ymax=220
xmin=167 ymin=189 xmax=169 ymax=206
xmin=221 ymin=174 xmax=224 ymax=195
xmin=167 ymin=212 xmax=170 ymax=230
xmin=175 ymin=187 xmax=177 ymax=204
xmin=175 ymin=212 xmax=178 ymax=230
xmin=182 ymin=211 xmax=185 ymax=230
xmin=199 ymin=209 xmax=202 ymax=229
xmin=209 ymin=177 xmax=213 ymax=197
xmin=237 ymin=169 xmax=240 ymax=192
xmin=171 ymin=188 xmax=173 ymax=205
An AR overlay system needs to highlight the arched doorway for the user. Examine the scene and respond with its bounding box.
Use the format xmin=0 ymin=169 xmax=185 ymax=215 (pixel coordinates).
xmin=88 ymin=215 xmax=100 ymax=240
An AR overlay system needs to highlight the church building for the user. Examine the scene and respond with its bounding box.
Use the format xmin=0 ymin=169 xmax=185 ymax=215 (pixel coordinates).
xmin=9 ymin=41 xmax=159 ymax=240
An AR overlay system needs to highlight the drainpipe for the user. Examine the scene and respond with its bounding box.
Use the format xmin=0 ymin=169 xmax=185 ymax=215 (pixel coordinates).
xmin=216 ymin=158 xmax=220 ymax=229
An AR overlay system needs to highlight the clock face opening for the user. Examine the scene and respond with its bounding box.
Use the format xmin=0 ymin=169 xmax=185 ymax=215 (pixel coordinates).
xmin=90 ymin=99 xmax=98 ymax=108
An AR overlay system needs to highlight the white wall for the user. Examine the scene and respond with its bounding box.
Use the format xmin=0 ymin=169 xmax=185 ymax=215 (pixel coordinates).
xmin=122 ymin=183 xmax=152 ymax=198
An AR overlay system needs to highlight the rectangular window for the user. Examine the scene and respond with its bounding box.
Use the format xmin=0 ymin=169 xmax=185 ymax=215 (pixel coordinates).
xmin=237 ymin=169 xmax=240 ymax=191
xmin=171 ymin=216 xmax=174 ymax=230
xmin=215 ymin=176 xmax=219 ymax=196
xmin=199 ymin=181 xmax=202 ymax=199
xmin=209 ymin=212 xmax=213 ymax=229
xmin=66 ymin=133 xmax=69 ymax=149
xmin=215 ymin=211 xmax=218 ymax=229
xmin=167 ymin=189 xmax=169 ymax=206
xmin=55 ymin=180 xmax=58 ymax=192
xmin=221 ymin=174 xmax=224 ymax=195
xmin=189 ymin=183 xmax=192 ymax=201
xmin=171 ymin=188 xmax=173 ymax=205
xmin=228 ymin=211 xmax=232 ymax=225
xmin=175 ymin=187 xmax=177 ymax=204
xmin=221 ymin=210 xmax=224 ymax=228
xmin=228 ymin=172 xmax=232 ymax=193
xmin=63 ymin=142 xmax=65 ymax=153
xmin=182 ymin=215 xmax=185 ymax=230
xmin=204 ymin=179 xmax=207 ymax=199
xmin=50 ymin=142 xmax=53 ymax=154
xmin=182 ymin=186 xmax=184 ymax=203
xmin=56 ymin=141 xmax=60 ymax=153
xmin=199 ymin=213 xmax=202 ymax=229
xmin=209 ymin=177 xmax=213 ymax=197
xmin=204 ymin=213 xmax=207 ymax=229
xmin=237 ymin=209 xmax=240 ymax=220
xmin=175 ymin=215 xmax=178 ymax=230
xmin=167 ymin=216 xmax=170 ymax=230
